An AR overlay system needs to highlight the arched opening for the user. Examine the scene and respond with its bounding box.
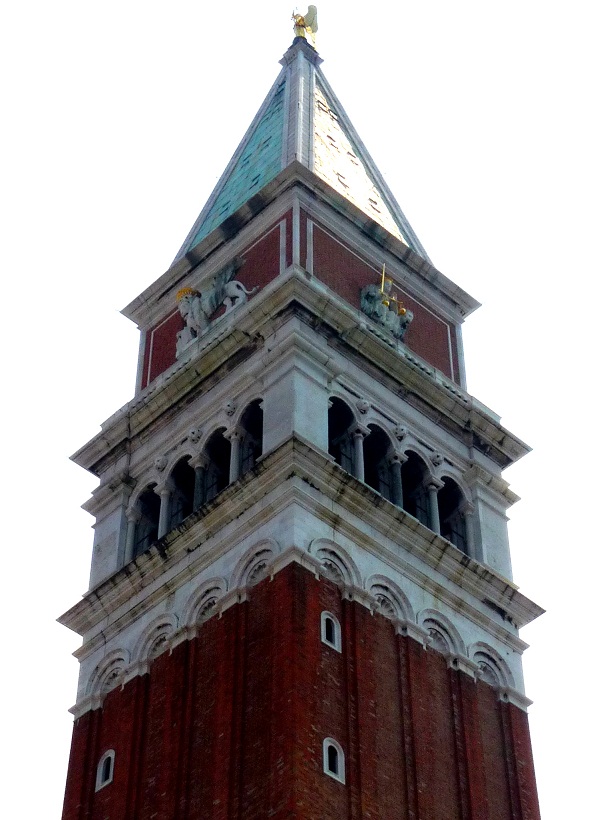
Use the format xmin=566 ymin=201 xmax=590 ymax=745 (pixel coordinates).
xmin=474 ymin=651 xmax=505 ymax=687
xmin=363 ymin=425 xmax=392 ymax=500
xmin=321 ymin=611 xmax=342 ymax=652
xmin=133 ymin=486 xmax=161 ymax=558
xmin=424 ymin=620 xmax=453 ymax=655
xmin=95 ymin=750 xmax=115 ymax=791
xmin=328 ymin=398 xmax=355 ymax=474
xmin=238 ymin=401 xmax=263 ymax=477
xmin=204 ymin=429 xmax=231 ymax=502
xmin=401 ymin=452 xmax=430 ymax=526
xmin=168 ymin=457 xmax=196 ymax=530
xmin=327 ymin=744 xmax=339 ymax=774
xmin=323 ymin=738 xmax=345 ymax=783
xmin=438 ymin=477 xmax=467 ymax=553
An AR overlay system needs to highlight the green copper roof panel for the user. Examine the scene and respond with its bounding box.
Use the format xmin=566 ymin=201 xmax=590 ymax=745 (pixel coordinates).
xmin=188 ymin=81 xmax=286 ymax=250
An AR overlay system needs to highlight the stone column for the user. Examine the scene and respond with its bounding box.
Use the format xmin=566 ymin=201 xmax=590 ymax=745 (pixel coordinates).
xmin=389 ymin=454 xmax=404 ymax=508
xmin=125 ymin=508 xmax=137 ymax=563
xmin=192 ymin=456 xmax=207 ymax=509
xmin=427 ymin=479 xmax=442 ymax=534
xmin=158 ymin=486 xmax=171 ymax=539
xmin=351 ymin=425 xmax=368 ymax=482
xmin=227 ymin=429 xmax=241 ymax=483
xmin=462 ymin=504 xmax=476 ymax=559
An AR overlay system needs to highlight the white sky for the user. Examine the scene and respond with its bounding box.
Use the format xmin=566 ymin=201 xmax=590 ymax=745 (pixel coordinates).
xmin=2 ymin=2 xmax=613 ymax=817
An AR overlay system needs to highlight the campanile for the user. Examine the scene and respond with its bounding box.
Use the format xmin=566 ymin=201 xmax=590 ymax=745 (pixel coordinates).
xmin=60 ymin=25 xmax=543 ymax=820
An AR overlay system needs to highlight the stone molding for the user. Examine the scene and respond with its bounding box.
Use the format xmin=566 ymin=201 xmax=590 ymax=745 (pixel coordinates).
xmin=68 ymin=548 xmax=533 ymax=720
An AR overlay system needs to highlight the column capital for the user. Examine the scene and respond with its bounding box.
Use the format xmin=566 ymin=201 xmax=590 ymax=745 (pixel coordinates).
xmin=189 ymin=453 xmax=208 ymax=470
xmin=350 ymin=423 xmax=370 ymax=440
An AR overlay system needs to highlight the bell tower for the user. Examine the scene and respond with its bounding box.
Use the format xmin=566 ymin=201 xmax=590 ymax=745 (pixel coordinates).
xmin=60 ymin=31 xmax=543 ymax=820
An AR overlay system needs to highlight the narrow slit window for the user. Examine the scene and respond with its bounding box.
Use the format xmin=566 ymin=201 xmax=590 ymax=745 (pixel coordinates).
xmin=328 ymin=744 xmax=338 ymax=773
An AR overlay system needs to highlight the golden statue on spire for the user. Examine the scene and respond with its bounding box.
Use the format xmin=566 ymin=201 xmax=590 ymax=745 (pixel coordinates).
xmin=292 ymin=6 xmax=318 ymax=47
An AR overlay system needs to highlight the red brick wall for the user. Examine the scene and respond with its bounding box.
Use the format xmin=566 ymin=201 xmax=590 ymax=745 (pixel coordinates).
xmin=62 ymin=564 xmax=539 ymax=819
xmin=141 ymin=221 xmax=286 ymax=388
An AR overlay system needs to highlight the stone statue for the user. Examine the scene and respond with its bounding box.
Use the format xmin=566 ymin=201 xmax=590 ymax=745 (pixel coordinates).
xmin=199 ymin=259 xmax=242 ymax=319
xmin=176 ymin=288 xmax=208 ymax=354
xmin=222 ymin=281 xmax=259 ymax=313
xmin=360 ymin=276 xmax=413 ymax=340
xmin=176 ymin=258 xmax=259 ymax=357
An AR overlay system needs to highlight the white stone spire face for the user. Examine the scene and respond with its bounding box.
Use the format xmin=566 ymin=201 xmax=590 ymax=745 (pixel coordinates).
xmin=312 ymin=83 xmax=406 ymax=243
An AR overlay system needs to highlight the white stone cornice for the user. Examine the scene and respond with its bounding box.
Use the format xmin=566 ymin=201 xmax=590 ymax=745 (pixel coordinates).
xmin=396 ymin=620 xmax=430 ymax=645
xmin=64 ymin=560 xmax=535 ymax=720
xmin=465 ymin=463 xmax=520 ymax=507
xmin=500 ymin=687 xmax=533 ymax=711
xmin=61 ymin=436 xmax=542 ymax=667
xmin=448 ymin=653 xmax=480 ymax=678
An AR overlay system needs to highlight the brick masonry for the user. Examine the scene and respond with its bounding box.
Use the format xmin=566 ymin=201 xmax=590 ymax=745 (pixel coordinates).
xmin=62 ymin=563 xmax=540 ymax=820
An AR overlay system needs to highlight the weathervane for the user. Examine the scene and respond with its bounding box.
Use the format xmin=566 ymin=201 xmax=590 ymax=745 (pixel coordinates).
xmin=292 ymin=6 xmax=318 ymax=48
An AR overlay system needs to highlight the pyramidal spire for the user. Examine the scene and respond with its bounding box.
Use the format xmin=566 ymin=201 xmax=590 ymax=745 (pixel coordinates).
xmin=175 ymin=35 xmax=430 ymax=263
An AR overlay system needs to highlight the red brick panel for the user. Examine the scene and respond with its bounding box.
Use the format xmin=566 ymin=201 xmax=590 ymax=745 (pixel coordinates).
xmin=397 ymin=636 xmax=420 ymax=819
xmin=124 ymin=675 xmax=150 ymax=819
xmin=196 ymin=605 xmax=243 ymax=820
xmin=363 ymin=611 xmax=408 ymax=819
xmin=141 ymin=311 xmax=183 ymax=389
xmin=238 ymin=585 xmax=276 ymax=819
xmin=61 ymin=710 xmax=95 ymax=820
xmin=477 ymin=680 xmax=515 ymax=820
xmin=408 ymin=643 xmax=462 ymax=820
xmin=285 ymin=209 xmax=293 ymax=269
xmin=137 ymin=650 xmax=182 ymax=818
xmin=456 ymin=671 xmax=489 ymax=820
xmin=506 ymin=704 xmax=542 ymax=820
xmin=90 ymin=682 xmax=139 ymax=820
xmin=292 ymin=570 xmax=351 ymax=819
xmin=141 ymin=222 xmax=284 ymax=388
xmin=267 ymin=565 xmax=302 ymax=818
xmin=311 ymin=222 xmax=458 ymax=382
